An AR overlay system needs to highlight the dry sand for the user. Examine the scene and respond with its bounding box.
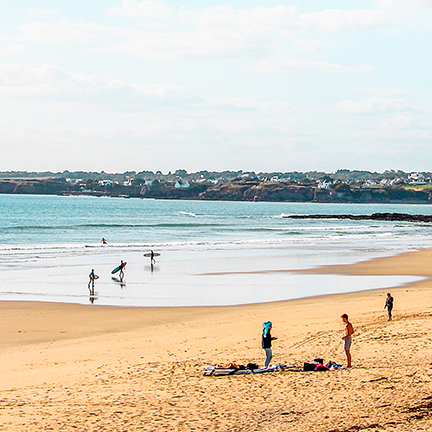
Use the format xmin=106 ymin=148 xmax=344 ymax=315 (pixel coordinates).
xmin=1 ymin=248 xmax=432 ymax=431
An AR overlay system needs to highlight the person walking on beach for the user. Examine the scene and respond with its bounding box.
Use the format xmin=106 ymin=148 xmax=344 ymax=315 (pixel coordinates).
xmin=341 ymin=314 xmax=354 ymax=368
xmin=262 ymin=321 xmax=277 ymax=368
xmin=384 ymin=293 xmax=394 ymax=321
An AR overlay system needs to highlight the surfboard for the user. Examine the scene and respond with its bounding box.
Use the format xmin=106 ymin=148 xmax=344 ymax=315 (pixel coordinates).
xmin=111 ymin=262 xmax=127 ymax=274
xmin=94 ymin=275 xmax=99 ymax=279
xmin=143 ymin=252 xmax=161 ymax=257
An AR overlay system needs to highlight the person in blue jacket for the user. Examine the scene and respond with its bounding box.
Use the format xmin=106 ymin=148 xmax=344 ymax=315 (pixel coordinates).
xmin=262 ymin=321 xmax=277 ymax=368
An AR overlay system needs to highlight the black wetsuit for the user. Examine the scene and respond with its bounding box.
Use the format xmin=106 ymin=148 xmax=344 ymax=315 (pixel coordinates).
xmin=385 ymin=296 xmax=394 ymax=317
xmin=262 ymin=330 xmax=272 ymax=349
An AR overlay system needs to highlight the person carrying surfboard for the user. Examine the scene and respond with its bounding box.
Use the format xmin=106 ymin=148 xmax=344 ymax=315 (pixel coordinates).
xmin=143 ymin=250 xmax=160 ymax=265
xmin=88 ymin=269 xmax=96 ymax=293
xmin=119 ymin=260 xmax=126 ymax=281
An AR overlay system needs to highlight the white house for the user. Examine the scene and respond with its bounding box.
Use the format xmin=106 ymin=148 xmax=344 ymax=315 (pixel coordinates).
xmin=175 ymin=180 xmax=190 ymax=188
xmin=318 ymin=180 xmax=330 ymax=189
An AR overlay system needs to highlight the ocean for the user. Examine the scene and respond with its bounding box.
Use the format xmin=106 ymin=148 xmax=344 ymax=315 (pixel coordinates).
xmin=0 ymin=194 xmax=430 ymax=306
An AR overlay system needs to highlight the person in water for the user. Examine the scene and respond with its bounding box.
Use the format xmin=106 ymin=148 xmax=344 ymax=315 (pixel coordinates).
xmin=119 ymin=260 xmax=126 ymax=281
xmin=341 ymin=314 xmax=354 ymax=368
xmin=384 ymin=293 xmax=394 ymax=321
xmin=262 ymin=321 xmax=277 ymax=368
xmin=102 ymin=238 xmax=107 ymax=245
xmin=88 ymin=269 xmax=96 ymax=293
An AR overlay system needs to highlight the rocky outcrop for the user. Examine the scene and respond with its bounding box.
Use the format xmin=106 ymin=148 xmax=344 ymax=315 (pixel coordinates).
xmin=285 ymin=213 xmax=432 ymax=222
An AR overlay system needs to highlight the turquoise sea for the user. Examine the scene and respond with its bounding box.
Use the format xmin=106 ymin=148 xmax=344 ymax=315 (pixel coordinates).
xmin=0 ymin=195 xmax=430 ymax=306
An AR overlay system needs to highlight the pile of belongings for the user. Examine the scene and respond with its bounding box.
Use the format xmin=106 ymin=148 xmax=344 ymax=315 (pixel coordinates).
xmin=303 ymin=358 xmax=343 ymax=371
xmin=203 ymin=362 xmax=289 ymax=376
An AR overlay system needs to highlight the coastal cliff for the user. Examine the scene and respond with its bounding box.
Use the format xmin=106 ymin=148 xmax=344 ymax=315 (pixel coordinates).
xmin=1 ymin=178 xmax=431 ymax=204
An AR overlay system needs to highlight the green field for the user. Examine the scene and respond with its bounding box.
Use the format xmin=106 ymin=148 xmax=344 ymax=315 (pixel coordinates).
xmin=403 ymin=184 xmax=432 ymax=190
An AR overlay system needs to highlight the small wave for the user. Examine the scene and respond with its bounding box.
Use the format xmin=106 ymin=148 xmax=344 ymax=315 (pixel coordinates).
xmin=273 ymin=213 xmax=295 ymax=219
xmin=179 ymin=211 xmax=197 ymax=217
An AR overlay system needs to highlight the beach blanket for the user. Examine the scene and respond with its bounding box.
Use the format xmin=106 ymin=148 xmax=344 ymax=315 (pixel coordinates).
xmin=203 ymin=364 xmax=291 ymax=376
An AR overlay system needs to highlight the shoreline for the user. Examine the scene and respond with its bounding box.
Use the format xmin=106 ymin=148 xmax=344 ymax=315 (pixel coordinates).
xmin=0 ymin=241 xmax=425 ymax=307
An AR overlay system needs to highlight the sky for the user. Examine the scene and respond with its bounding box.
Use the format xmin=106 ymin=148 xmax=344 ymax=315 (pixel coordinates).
xmin=0 ymin=0 xmax=431 ymax=173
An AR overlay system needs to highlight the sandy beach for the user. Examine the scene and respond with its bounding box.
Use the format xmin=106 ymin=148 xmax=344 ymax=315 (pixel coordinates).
xmin=1 ymin=249 xmax=432 ymax=431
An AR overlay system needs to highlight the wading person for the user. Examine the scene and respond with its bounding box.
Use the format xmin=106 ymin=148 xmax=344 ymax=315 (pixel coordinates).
xmin=262 ymin=321 xmax=277 ymax=368
xmin=341 ymin=314 xmax=354 ymax=368
xmin=119 ymin=260 xmax=126 ymax=281
xmin=88 ymin=269 xmax=96 ymax=293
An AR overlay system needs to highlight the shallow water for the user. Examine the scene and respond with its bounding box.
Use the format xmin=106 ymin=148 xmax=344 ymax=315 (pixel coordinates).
xmin=0 ymin=195 xmax=430 ymax=306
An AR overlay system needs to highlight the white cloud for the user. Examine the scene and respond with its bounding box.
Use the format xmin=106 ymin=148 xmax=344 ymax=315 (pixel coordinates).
xmin=292 ymin=38 xmax=335 ymax=53
xmin=95 ymin=3 xmax=424 ymax=62
xmin=206 ymin=98 xmax=289 ymax=111
xmin=298 ymin=9 xmax=390 ymax=32
xmin=0 ymin=44 xmax=24 ymax=57
xmin=335 ymin=97 xmax=409 ymax=114
xmin=254 ymin=58 xmax=373 ymax=74
xmin=373 ymin=0 xmax=432 ymax=28
xmin=106 ymin=0 xmax=172 ymax=21
xmin=375 ymin=0 xmax=432 ymax=12
xmin=0 ymin=63 xmax=201 ymax=107
xmin=183 ymin=5 xmax=298 ymax=31
xmin=380 ymin=115 xmax=413 ymax=129
xmin=15 ymin=21 xmax=100 ymax=44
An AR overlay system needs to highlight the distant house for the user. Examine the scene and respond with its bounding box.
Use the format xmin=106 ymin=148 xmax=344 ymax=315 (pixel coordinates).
xmin=240 ymin=173 xmax=258 ymax=180
xmin=318 ymin=180 xmax=330 ymax=189
xmin=380 ymin=179 xmax=391 ymax=186
xmin=408 ymin=173 xmax=427 ymax=185
xmin=363 ymin=180 xmax=378 ymax=187
xmin=175 ymin=180 xmax=190 ymax=189
xmin=145 ymin=179 xmax=153 ymax=186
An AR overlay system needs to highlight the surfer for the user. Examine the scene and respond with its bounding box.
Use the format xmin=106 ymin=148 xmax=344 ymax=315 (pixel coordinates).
xmin=119 ymin=260 xmax=126 ymax=281
xmin=150 ymin=250 xmax=155 ymax=265
xmin=88 ymin=269 xmax=96 ymax=293
xmin=101 ymin=238 xmax=107 ymax=245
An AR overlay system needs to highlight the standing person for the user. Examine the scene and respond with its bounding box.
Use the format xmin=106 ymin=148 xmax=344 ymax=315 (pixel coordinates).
xmin=88 ymin=269 xmax=96 ymax=294
xmin=341 ymin=314 xmax=354 ymax=368
xmin=384 ymin=293 xmax=394 ymax=321
xmin=150 ymin=250 xmax=155 ymax=265
xmin=119 ymin=260 xmax=126 ymax=281
xmin=262 ymin=321 xmax=277 ymax=368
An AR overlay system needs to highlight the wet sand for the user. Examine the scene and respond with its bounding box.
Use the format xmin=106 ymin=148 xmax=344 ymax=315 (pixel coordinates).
xmin=1 ymin=248 xmax=432 ymax=431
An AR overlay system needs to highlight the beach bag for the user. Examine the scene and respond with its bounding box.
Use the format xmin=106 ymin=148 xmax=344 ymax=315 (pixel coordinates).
xmin=303 ymin=362 xmax=316 ymax=371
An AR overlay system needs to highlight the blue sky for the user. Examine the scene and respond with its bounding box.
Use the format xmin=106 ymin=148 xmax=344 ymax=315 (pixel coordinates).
xmin=0 ymin=0 xmax=431 ymax=173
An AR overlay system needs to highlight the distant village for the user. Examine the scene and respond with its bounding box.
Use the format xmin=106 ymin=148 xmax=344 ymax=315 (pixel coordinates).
xmin=0 ymin=169 xmax=431 ymax=203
